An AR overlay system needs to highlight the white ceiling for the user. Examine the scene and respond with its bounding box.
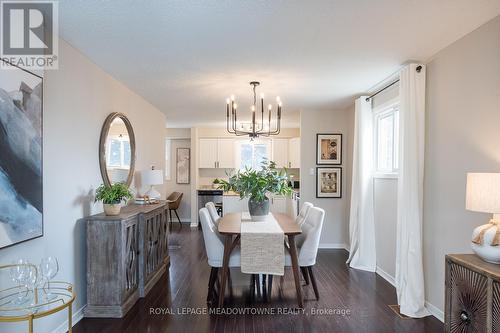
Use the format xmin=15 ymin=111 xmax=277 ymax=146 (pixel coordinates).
xmin=58 ymin=0 xmax=500 ymax=128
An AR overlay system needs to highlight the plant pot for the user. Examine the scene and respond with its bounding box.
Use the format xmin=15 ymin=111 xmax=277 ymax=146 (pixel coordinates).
xmin=248 ymin=197 xmax=270 ymax=221
xmin=104 ymin=203 xmax=121 ymax=216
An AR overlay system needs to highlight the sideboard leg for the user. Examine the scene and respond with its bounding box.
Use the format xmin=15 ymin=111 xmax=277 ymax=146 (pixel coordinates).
xmin=68 ymin=304 xmax=73 ymax=333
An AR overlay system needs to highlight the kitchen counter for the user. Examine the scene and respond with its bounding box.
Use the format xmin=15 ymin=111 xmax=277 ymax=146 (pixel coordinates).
xmin=223 ymin=191 xmax=240 ymax=196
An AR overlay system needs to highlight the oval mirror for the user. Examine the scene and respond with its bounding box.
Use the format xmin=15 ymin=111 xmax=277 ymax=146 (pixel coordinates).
xmin=99 ymin=113 xmax=136 ymax=187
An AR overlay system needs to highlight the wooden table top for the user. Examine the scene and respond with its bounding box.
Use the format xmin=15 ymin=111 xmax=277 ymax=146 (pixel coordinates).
xmin=218 ymin=213 xmax=301 ymax=235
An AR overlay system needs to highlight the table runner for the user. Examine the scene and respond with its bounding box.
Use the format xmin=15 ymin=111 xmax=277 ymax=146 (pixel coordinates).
xmin=240 ymin=213 xmax=285 ymax=275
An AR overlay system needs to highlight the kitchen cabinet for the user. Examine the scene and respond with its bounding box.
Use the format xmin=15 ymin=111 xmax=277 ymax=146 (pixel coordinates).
xmin=223 ymin=196 xmax=248 ymax=215
xmin=272 ymin=139 xmax=289 ymax=168
xmin=217 ymin=139 xmax=235 ymax=168
xmin=272 ymin=138 xmax=300 ymax=169
xmin=199 ymin=139 xmax=218 ymax=168
xmin=199 ymin=138 xmax=235 ymax=168
xmin=270 ymin=195 xmax=287 ymax=214
xmin=288 ymin=137 xmax=300 ymax=168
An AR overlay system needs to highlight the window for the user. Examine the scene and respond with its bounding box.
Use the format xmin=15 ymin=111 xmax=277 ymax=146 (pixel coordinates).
xmin=107 ymin=136 xmax=131 ymax=169
xmin=165 ymin=139 xmax=171 ymax=180
xmin=374 ymin=103 xmax=399 ymax=175
xmin=238 ymin=140 xmax=270 ymax=170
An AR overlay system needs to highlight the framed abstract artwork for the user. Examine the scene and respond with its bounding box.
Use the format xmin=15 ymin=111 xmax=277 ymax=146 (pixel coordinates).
xmin=176 ymin=148 xmax=190 ymax=184
xmin=0 ymin=59 xmax=43 ymax=248
xmin=316 ymin=167 xmax=342 ymax=198
xmin=316 ymin=133 xmax=342 ymax=165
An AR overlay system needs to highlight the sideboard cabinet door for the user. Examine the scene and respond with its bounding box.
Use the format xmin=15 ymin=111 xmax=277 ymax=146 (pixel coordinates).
xmin=448 ymin=262 xmax=488 ymax=332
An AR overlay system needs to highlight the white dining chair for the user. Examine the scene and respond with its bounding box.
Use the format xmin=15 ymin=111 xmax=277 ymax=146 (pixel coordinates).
xmin=199 ymin=208 xmax=240 ymax=303
xmin=284 ymin=206 xmax=325 ymax=300
xmin=296 ymin=202 xmax=313 ymax=227
xmin=205 ymin=202 xmax=221 ymax=226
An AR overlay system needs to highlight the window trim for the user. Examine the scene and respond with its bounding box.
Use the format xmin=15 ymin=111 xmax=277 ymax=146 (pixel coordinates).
xmin=373 ymin=98 xmax=399 ymax=179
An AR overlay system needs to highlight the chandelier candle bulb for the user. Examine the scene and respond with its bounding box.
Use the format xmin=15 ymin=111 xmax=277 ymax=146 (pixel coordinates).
xmin=225 ymin=81 xmax=282 ymax=138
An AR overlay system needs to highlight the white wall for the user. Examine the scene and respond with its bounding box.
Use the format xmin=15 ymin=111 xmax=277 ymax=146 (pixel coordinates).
xmin=423 ymin=14 xmax=500 ymax=317
xmin=373 ymin=178 xmax=397 ymax=279
xmin=1 ymin=39 xmax=166 ymax=333
xmin=300 ymin=108 xmax=354 ymax=247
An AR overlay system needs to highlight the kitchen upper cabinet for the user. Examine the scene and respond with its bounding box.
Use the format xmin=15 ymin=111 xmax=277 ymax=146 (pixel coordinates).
xmin=199 ymin=138 xmax=235 ymax=168
xmin=288 ymin=137 xmax=300 ymax=168
xmin=217 ymin=139 xmax=235 ymax=168
xmin=199 ymin=139 xmax=218 ymax=168
xmin=272 ymin=139 xmax=289 ymax=168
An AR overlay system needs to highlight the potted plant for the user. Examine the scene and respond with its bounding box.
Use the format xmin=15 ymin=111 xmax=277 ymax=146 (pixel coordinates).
xmin=214 ymin=160 xmax=293 ymax=221
xmin=95 ymin=183 xmax=134 ymax=216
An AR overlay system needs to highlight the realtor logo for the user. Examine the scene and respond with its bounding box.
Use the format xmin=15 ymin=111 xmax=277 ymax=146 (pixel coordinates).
xmin=1 ymin=0 xmax=58 ymax=69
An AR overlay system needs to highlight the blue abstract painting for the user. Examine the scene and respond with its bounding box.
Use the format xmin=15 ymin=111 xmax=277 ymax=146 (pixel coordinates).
xmin=0 ymin=60 xmax=43 ymax=248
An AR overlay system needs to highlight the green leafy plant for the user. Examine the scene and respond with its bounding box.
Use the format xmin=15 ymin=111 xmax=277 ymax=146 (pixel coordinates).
xmin=94 ymin=183 xmax=133 ymax=205
xmin=214 ymin=160 xmax=293 ymax=203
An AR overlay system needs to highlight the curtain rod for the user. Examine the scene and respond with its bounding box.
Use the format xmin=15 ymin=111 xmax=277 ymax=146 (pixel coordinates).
xmin=365 ymin=65 xmax=422 ymax=102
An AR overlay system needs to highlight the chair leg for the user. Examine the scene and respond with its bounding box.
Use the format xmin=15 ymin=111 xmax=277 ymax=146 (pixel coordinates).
xmin=250 ymin=274 xmax=256 ymax=299
xmin=262 ymin=274 xmax=267 ymax=298
xmin=174 ymin=210 xmax=182 ymax=229
xmin=207 ymin=267 xmax=218 ymax=304
xmin=300 ymin=266 xmax=310 ymax=285
xmin=307 ymin=266 xmax=319 ymax=300
xmin=228 ymin=269 xmax=233 ymax=298
xmin=267 ymin=275 xmax=273 ymax=300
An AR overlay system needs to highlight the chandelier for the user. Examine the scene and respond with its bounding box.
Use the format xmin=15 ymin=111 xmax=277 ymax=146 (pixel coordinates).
xmin=226 ymin=81 xmax=282 ymax=139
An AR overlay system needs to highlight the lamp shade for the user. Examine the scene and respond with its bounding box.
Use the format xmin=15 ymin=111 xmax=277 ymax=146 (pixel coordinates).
xmin=141 ymin=169 xmax=164 ymax=186
xmin=466 ymin=173 xmax=500 ymax=214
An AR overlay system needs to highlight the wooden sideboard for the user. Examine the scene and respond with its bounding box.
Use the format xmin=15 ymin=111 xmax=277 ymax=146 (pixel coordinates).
xmin=445 ymin=254 xmax=500 ymax=332
xmin=85 ymin=202 xmax=170 ymax=318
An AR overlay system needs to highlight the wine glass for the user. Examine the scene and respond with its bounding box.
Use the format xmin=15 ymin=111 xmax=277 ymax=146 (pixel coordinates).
xmin=9 ymin=259 xmax=29 ymax=305
xmin=23 ymin=265 xmax=39 ymax=307
xmin=40 ymin=257 xmax=58 ymax=300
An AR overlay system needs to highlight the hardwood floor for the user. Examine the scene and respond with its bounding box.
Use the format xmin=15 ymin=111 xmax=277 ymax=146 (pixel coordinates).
xmin=74 ymin=227 xmax=443 ymax=333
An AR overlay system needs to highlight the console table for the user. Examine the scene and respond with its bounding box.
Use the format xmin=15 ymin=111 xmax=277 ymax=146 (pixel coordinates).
xmin=445 ymin=254 xmax=500 ymax=332
xmin=85 ymin=202 xmax=170 ymax=318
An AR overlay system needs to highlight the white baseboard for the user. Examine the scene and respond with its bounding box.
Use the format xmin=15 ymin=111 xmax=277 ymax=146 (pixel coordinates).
xmin=425 ymin=301 xmax=444 ymax=323
xmin=318 ymin=243 xmax=348 ymax=250
xmin=52 ymin=305 xmax=85 ymax=333
xmin=376 ymin=266 xmax=396 ymax=287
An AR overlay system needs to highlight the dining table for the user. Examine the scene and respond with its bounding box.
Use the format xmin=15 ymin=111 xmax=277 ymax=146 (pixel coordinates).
xmin=217 ymin=212 xmax=303 ymax=307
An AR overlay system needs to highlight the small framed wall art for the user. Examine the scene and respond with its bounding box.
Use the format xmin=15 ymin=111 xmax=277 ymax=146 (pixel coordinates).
xmin=316 ymin=167 xmax=342 ymax=198
xmin=316 ymin=133 xmax=342 ymax=165
xmin=176 ymin=148 xmax=190 ymax=184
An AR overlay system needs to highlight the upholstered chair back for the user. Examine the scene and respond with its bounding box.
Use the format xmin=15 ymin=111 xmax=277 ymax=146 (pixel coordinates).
xmin=296 ymin=202 xmax=313 ymax=226
xmin=298 ymin=207 xmax=325 ymax=267
xmin=199 ymin=208 xmax=224 ymax=267
xmin=205 ymin=202 xmax=220 ymax=226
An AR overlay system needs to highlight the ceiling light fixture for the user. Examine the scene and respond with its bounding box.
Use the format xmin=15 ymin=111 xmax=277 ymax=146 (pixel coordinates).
xmin=226 ymin=81 xmax=282 ymax=139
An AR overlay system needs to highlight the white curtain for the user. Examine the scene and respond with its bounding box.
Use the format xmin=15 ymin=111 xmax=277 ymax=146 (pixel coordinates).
xmin=395 ymin=64 xmax=429 ymax=318
xmin=347 ymin=97 xmax=376 ymax=272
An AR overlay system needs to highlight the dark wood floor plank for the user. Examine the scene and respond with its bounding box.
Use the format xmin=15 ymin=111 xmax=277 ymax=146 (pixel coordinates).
xmin=74 ymin=227 xmax=443 ymax=333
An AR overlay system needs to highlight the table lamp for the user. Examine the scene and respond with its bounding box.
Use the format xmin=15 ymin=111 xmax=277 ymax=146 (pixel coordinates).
xmin=141 ymin=167 xmax=164 ymax=200
xmin=466 ymin=173 xmax=500 ymax=264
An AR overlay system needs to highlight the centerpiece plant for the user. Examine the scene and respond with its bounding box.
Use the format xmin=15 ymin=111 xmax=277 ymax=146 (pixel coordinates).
xmin=214 ymin=160 xmax=293 ymax=220
xmin=95 ymin=182 xmax=133 ymax=216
